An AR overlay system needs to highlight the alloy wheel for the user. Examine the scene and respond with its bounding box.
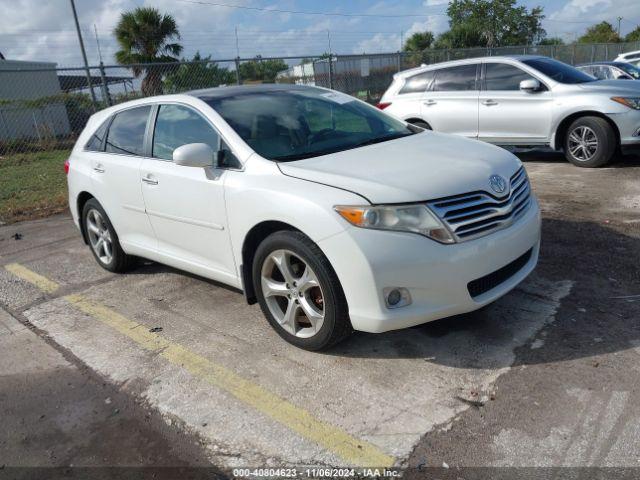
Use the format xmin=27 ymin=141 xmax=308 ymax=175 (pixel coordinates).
xmin=568 ymin=126 xmax=599 ymax=162
xmin=86 ymin=209 xmax=113 ymax=265
xmin=260 ymin=249 xmax=325 ymax=338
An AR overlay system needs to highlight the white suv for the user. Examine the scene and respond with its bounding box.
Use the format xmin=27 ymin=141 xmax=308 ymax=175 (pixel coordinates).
xmin=67 ymin=84 xmax=540 ymax=350
xmin=379 ymin=55 xmax=640 ymax=167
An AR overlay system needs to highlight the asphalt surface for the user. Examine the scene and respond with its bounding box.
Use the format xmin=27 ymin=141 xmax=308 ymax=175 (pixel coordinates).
xmin=1 ymin=150 xmax=639 ymax=478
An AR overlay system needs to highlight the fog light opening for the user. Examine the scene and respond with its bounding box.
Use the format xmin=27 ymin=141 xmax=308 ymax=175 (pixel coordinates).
xmin=383 ymin=287 xmax=412 ymax=309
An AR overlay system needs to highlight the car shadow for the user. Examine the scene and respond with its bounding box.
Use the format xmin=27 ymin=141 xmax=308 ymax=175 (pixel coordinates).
xmin=512 ymin=146 xmax=640 ymax=168
xmin=325 ymin=218 xmax=640 ymax=369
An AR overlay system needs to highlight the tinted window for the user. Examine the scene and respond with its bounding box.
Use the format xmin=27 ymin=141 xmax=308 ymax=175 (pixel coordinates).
xmin=616 ymin=63 xmax=640 ymax=79
xmin=433 ymin=64 xmax=477 ymax=91
xmin=85 ymin=120 xmax=109 ymax=151
xmin=522 ymin=58 xmax=595 ymax=84
xmin=485 ymin=63 xmax=536 ymax=90
xmin=152 ymin=104 xmax=220 ymax=161
xmin=205 ymin=88 xmax=415 ymax=161
xmin=105 ymin=106 xmax=151 ymax=156
xmin=399 ymin=71 xmax=434 ymax=94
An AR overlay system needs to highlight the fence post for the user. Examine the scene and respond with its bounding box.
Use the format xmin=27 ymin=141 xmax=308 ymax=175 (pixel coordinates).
xmin=605 ymin=44 xmax=609 ymax=60
xmin=571 ymin=43 xmax=576 ymax=65
xmin=328 ymin=53 xmax=334 ymax=90
xmin=397 ymin=51 xmax=401 ymax=73
xmin=590 ymin=45 xmax=595 ymax=62
xmin=99 ymin=62 xmax=112 ymax=106
xmin=234 ymin=57 xmax=241 ymax=85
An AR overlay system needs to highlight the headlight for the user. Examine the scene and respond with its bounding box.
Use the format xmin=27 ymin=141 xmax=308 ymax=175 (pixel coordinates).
xmin=611 ymin=97 xmax=640 ymax=110
xmin=334 ymin=204 xmax=455 ymax=244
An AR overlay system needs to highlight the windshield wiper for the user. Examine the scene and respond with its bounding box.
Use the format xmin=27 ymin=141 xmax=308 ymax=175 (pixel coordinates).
xmin=351 ymin=132 xmax=412 ymax=148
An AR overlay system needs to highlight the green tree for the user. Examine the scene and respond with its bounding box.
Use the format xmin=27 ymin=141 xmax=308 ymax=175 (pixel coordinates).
xmin=163 ymin=52 xmax=235 ymax=93
xmin=578 ymin=22 xmax=621 ymax=43
xmin=538 ymin=36 xmax=565 ymax=45
xmin=446 ymin=0 xmax=545 ymax=47
xmin=238 ymin=57 xmax=288 ymax=83
xmin=403 ymin=31 xmax=435 ymax=52
xmin=114 ymin=7 xmax=182 ymax=96
xmin=625 ymin=26 xmax=640 ymax=42
xmin=433 ymin=24 xmax=484 ymax=49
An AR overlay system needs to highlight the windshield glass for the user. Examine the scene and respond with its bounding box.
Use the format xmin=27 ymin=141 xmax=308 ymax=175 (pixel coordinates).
xmin=617 ymin=63 xmax=640 ymax=79
xmin=204 ymin=88 xmax=415 ymax=161
xmin=522 ymin=58 xmax=596 ymax=84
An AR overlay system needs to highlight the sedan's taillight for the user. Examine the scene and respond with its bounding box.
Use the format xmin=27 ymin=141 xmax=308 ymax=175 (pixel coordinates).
xmin=64 ymin=158 xmax=70 ymax=175
xmin=376 ymin=102 xmax=391 ymax=110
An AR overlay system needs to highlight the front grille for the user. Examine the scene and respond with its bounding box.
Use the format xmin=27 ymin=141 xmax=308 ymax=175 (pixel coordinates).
xmin=427 ymin=167 xmax=531 ymax=242
xmin=467 ymin=248 xmax=533 ymax=298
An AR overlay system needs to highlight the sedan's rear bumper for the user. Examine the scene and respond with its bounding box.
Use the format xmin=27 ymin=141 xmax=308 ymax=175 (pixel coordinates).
xmin=319 ymin=197 xmax=541 ymax=333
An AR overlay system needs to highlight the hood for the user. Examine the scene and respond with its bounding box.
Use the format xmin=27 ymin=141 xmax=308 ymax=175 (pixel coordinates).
xmin=277 ymin=131 xmax=521 ymax=204
xmin=577 ymin=80 xmax=640 ymax=94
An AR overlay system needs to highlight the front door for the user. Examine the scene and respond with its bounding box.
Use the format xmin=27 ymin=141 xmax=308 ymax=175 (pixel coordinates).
xmin=421 ymin=63 xmax=479 ymax=138
xmin=139 ymin=103 xmax=237 ymax=284
xmin=478 ymin=62 xmax=553 ymax=144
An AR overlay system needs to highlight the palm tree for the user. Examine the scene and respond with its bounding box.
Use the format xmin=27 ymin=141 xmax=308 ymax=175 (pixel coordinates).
xmin=114 ymin=7 xmax=182 ymax=96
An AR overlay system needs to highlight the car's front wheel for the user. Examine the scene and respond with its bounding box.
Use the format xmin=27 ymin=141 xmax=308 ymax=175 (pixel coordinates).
xmin=82 ymin=198 xmax=135 ymax=273
xmin=564 ymin=116 xmax=616 ymax=168
xmin=253 ymin=231 xmax=352 ymax=350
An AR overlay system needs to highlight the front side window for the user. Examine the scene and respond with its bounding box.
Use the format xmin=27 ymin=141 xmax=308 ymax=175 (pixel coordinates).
xmin=485 ymin=63 xmax=536 ymax=90
xmin=105 ymin=106 xmax=151 ymax=156
xmin=615 ymin=63 xmax=640 ymax=79
xmin=85 ymin=120 xmax=109 ymax=152
xmin=522 ymin=58 xmax=595 ymax=84
xmin=399 ymin=71 xmax=435 ymax=94
xmin=204 ymin=88 xmax=415 ymax=161
xmin=432 ymin=64 xmax=478 ymax=91
xmin=152 ymin=104 xmax=220 ymax=161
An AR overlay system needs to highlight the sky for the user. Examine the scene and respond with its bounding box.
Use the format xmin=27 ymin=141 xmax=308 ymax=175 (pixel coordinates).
xmin=0 ymin=0 xmax=639 ymax=68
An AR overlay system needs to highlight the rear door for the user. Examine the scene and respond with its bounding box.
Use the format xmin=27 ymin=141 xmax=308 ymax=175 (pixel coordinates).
xmin=139 ymin=103 xmax=237 ymax=284
xmin=478 ymin=62 xmax=553 ymax=144
xmin=88 ymin=105 xmax=156 ymax=252
xmin=421 ymin=63 xmax=479 ymax=137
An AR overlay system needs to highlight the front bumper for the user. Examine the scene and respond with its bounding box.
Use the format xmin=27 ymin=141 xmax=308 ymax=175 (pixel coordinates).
xmin=608 ymin=109 xmax=640 ymax=146
xmin=319 ymin=197 xmax=541 ymax=333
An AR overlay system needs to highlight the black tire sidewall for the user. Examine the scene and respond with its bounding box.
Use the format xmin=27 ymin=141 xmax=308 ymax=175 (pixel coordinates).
xmin=252 ymin=231 xmax=349 ymax=350
xmin=411 ymin=121 xmax=432 ymax=130
xmin=82 ymin=199 xmax=125 ymax=272
xmin=564 ymin=117 xmax=616 ymax=168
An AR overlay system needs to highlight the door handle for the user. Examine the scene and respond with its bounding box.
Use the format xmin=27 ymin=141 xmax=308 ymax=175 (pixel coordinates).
xmin=482 ymin=99 xmax=498 ymax=106
xmin=423 ymin=99 xmax=437 ymax=106
xmin=141 ymin=175 xmax=158 ymax=185
xmin=93 ymin=164 xmax=105 ymax=173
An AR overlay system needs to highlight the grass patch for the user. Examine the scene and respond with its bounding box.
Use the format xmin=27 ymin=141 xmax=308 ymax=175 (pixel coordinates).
xmin=0 ymin=149 xmax=70 ymax=224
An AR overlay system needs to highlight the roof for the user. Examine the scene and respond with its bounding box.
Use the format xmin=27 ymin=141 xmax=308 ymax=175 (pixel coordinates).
xmin=188 ymin=83 xmax=323 ymax=100
xmin=394 ymin=55 xmax=546 ymax=77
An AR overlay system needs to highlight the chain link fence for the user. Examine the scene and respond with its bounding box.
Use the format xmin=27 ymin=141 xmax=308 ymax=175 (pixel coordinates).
xmin=1 ymin=41 xmax=639 ymax=159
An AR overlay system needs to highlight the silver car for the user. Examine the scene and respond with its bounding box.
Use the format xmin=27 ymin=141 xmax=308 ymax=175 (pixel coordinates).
xmin=379 ymin=55 xmax=640 ymax=167
xmin=577 ymin=62 xmax=640 ymax=81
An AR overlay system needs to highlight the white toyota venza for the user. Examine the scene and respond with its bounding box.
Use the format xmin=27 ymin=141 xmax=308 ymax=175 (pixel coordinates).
xmin=67 ymin=84 xmax=541 ymax=350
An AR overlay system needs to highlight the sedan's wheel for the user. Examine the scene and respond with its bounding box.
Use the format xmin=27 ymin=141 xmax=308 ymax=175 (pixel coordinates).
xmin=253 ymin=231 xmax=352 ymax=350
xmin=82 ymin=198 xmax=135 ymax=273
xmin=564 ymin=116 xmax=616 ymax=168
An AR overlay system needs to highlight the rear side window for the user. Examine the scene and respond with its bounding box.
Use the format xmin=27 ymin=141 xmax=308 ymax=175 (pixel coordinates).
xmin=485 ymin=63 xmax=536 ymax=90
xmin=105 ymin=106 xmax=151 ymax=156
xmin=152 ymin=104 xmax=220 ymax=161
xmin=399 ymin=71 xmax=434 ymax=94
xmin=433 ymin=64 xmax=478 ymax=91
xmin=85 ymin=120 xmax=109 ymax=152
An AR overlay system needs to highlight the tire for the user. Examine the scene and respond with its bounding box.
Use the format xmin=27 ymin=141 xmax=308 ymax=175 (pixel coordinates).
xmin=252 ymin=231 xmax=352 ymax=350
xmin=82 ymin=198 xmax=135 ymax=273
xmin=564 ymin=116 xmax=616 ymax=168
xmin=410 ymin=120 xmax=432 ymax=130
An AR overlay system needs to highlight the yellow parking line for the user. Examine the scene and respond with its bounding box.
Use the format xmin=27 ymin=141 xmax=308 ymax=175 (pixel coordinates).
xmin=8 ymin=263 xmax=394 ymax=467
xmin=5 ymin=263 xmax=60 ymax=294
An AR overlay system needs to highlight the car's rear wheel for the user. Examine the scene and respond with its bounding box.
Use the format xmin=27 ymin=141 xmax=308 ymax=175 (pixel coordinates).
xmin=82 ymin=198 xmax=135 ymax=273
xmin=564 ymin=116 xmax=616 ymax=168
xmin=253 ymin=231 xmax=352 ymax=350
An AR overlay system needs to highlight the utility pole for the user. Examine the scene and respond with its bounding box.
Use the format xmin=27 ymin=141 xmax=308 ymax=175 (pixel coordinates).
xmin=617 ymin=17 xmax=623 ymax=38
xmin=93 ymin=24 xmax=103 ymax=63
xmin=69 ymin=0 xmax=97 ymax=106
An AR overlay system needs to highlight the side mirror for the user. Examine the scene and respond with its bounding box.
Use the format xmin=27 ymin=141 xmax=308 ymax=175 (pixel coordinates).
xmin=520 ymin=78 xmax=541 ymax=93
xmin=173 ymin=143 xmax=214 ymax=168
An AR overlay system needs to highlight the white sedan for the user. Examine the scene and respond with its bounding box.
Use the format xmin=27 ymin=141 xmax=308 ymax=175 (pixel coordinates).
xmin=66 ymin=84 xmax=540 ymax=350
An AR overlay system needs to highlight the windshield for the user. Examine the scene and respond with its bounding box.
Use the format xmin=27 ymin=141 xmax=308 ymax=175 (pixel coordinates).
xmin=617 ymin=63 xmax=640 ymax=79
xmin=204 ymin=88 xmax=415 ymax=161
xmin=522 ymin=58 xmax=596 ymax=84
